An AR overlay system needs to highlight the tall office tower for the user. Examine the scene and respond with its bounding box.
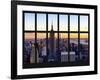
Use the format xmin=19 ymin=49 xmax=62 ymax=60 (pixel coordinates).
xmin=48 ymin=23 xmax=56 ymax=60
xmin=30 ymin=44 xmax=39 ymax=63
xmin=30 ymin=44 xmax=35 ymax=63
xmin=50 ymin=23 xmax=55 ymax=54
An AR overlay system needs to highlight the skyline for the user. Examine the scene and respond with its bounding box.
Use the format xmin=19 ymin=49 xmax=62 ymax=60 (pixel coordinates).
xmin=25 ymin=33 xmax=88 ymax=39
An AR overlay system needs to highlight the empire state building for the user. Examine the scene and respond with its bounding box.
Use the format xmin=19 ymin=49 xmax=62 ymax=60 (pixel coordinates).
xmin=49 ymin=23 xmax=56 ymax=55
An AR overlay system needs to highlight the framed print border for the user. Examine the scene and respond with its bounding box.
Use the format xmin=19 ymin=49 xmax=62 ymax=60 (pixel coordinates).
xmin=11 ymin=0 xmax=97 ymax=79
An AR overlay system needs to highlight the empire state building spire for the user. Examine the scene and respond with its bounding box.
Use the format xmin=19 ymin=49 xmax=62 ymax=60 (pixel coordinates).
xmin=51 ymin=21 xmax=53 ymax=31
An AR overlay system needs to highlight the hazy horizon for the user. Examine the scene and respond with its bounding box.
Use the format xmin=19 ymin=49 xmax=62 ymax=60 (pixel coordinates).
xmin=25 ymin=33 xmax=88 ymax=39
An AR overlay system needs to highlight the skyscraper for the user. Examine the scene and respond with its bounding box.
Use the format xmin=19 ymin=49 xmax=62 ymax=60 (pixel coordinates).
xmin=48 ymin=22 xmax=56 ymax=60
xmin=50 ymin=23 xmax=55 ymax=54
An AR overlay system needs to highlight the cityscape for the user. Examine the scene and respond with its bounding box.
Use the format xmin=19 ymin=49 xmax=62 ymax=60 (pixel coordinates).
xmin=24 ymin=24 xmax=88 ymax=65
xmin=23 ymin=13 xmax=89 ymax=66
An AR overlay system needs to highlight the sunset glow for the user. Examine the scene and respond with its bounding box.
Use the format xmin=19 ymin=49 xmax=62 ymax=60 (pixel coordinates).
xmin=24 ymin=33 xmax=35 ymax=40
xmin=70 ymin=33 xmax=78 ymax=38
xmin=25 ymin=33 xmax=88 ymax=39
xmin=80 ymin=33 xmax=88 ymax=39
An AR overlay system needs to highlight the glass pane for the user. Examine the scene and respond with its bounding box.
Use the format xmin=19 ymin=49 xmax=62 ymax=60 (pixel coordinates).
xmin=79 ymin=33 xmax=88 ymax=61
xmin=25 ymin=13 xmax=35 ymax=31
xmin=59 ymin=15 xmax=68 ymax=31
xmin=36 ymin=33 xmax=47 ymax=63
xmin=24 ymin=33 xmax=35 ymax=64
xmin=59 ymin=33 xmax=68 ymax=62
xmin=48 ymin=32 xmax=58 ymax=62
xmin=37 ymin=14 xmax=46 ymax=31
xmin=48 ymin=14 xmax=57 ymax=31
xmin=70 ymin=15 xmax=78 ymax=31
xmin=69 ymin=33 xmax=78 ymax=62
xmin=80 ymin=16 xmax=88 ymax=31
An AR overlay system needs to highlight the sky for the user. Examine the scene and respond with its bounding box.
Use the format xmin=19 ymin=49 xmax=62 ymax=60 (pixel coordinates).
xmin=70 ymin=15 xmax=78 ymax=31
xmin=59 ymin=15 xmax=68 ymax=31
xmin=25 ymin=13 xmax=35 ymax=31
xmin=24 ymin=13 xmax=88 ymax=39
xmin=80 ymin=16 xmax=88 ymax=31
xmin=37 ymin=13 xmax=46 ymax=31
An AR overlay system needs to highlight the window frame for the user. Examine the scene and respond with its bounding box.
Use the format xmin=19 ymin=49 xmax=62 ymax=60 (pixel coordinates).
xmin=23 ymin=11 xmax=90 ymax=68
